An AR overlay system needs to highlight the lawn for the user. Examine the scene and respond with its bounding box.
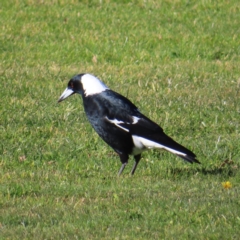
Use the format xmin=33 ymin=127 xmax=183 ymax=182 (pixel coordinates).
xmin=0 ymin=0 xmax=239 ymax=239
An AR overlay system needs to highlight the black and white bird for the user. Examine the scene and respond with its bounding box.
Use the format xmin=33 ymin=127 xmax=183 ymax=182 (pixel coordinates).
xmin=58 ymin=73 xmax=200 ymax=175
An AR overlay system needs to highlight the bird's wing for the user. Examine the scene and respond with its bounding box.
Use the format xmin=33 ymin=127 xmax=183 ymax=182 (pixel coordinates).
xmin=101 ymin=91 xmax=198 ymax=162
xmin=100 ymin=90 xmax=164 ymax=135
xmin=118 ymin=115 xmax=199 ymax=162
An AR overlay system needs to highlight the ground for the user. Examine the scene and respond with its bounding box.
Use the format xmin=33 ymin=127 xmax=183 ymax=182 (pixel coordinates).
xmin=0 ymin=0 xmax=239 ymax=239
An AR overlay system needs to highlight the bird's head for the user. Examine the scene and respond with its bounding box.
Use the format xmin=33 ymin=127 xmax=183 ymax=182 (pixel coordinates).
xmin=58 ymin=73 xmax=109 ymax=103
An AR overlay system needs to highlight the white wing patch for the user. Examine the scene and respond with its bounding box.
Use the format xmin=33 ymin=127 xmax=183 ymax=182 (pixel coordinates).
xmin=81 ymin=74 xmax=109 ymax=96
xmin=105 ymin=117 xmax=129 ymax=132
xmin=132 ymin=135 xmax=187 ymax=156
xmin=105 ymin=116 xmax=140 ymax=133
xmin=132 ymin=116 xmax=140 ymax=124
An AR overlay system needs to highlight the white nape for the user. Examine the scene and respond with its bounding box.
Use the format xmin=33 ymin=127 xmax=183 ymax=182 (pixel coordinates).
xmin=81 ymin=74 xmax=109 ymax=96
xmin=131 ymin=135 xmax=187 ymax=156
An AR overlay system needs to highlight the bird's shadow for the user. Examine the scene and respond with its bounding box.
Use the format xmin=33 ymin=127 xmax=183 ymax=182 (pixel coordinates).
xmin=167 ymin=160 xmax=238 ymax=177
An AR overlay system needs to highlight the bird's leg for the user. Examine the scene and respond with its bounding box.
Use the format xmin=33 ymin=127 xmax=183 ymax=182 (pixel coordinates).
xmin=118 ymin=163 xmax=127 ymax=176
xmin=118 ymin=153 xmax=129 ymax=176
xmin=130 ymin=154 xmax=141 ymax=175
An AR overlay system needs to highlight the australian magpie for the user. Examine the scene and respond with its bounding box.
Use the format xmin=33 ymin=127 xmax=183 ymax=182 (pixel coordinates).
xmin=58 ymin=73 xmax=200 ymax=175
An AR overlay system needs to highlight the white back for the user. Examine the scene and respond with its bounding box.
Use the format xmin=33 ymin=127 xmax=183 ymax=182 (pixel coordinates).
xmin=81 ymin=74 xmax=109 ymax=96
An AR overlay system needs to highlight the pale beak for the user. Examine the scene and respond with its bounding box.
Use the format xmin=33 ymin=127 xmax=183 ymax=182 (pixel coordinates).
xmin=58 ymin=88 xmax=74 ymax=103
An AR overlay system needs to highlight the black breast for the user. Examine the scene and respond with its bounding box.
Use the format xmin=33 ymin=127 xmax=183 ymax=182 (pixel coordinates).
xmin=82 ymin=91 xmax=135 ymax=155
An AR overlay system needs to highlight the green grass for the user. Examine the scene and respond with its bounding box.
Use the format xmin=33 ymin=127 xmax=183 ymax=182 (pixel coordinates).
xmin=0 ymin=0 xmax=240 ymax=239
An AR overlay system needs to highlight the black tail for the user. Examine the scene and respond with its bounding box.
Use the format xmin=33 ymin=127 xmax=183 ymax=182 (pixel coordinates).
xmin=177 ymin=154 xmax=200 ymax=164
xmin=127 ymin=116 xmax=200 ymax=164
xmin=153 ymin=132 xmax=200 ymax=164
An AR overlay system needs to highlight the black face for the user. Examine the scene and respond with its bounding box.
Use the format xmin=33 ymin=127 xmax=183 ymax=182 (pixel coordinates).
xmin=58 ymin=73 xmax=86 ymax=103
xmin=69 ymin=74 xmax=86 ymax=95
